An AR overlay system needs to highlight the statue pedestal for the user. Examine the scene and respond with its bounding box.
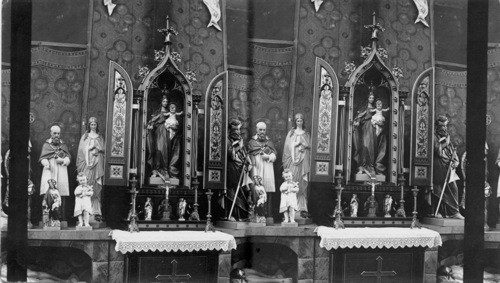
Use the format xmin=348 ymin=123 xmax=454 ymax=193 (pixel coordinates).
xmin=76 ymin=225 xmax=93 ymax=231
xmin=354 ymin=173 xmax=385 ymax=182
xmin=43 ymin=226 xmax=61 ymax=231
xmin=90 ymin=221 xmax=107 ymax=229
xmin=295 ymin=217 xmax=313 ymax=225
xmin=422 ymin=217 xmax=464 ymax=227
xmin=281 ymin=222 xmax=298 ymax=227
xmin=248 ymin=222 xmax=266 ymax=227
xmin=216 ymin=220 xmax=250 ymax=230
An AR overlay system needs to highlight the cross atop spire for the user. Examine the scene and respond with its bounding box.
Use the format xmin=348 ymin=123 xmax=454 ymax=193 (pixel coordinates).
xmin=364 ymin=12 xmax=385 ymax=41
xmin=157 ymin=16 xmax=178 ymax=47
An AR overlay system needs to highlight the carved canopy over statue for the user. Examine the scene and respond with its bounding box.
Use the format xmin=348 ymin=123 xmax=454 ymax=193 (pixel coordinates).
xmin=138 ymin=55 xmax=194 ymax=189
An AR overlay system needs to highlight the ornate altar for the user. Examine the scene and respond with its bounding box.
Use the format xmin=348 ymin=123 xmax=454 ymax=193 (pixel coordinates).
xmin=310 ymin=14 xmax=433 ymax=227
xmin=104 ymin=18 xmax=204 ymax=231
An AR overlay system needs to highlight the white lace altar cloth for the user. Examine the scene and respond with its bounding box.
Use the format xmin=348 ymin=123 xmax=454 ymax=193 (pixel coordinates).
xmin=314 ymin=226 xmax=442 ymax=250
xmin=110 ymin=230 xmax=237 ymax=254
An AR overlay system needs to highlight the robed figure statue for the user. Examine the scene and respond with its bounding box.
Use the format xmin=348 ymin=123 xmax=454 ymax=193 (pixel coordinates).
xmin=146 ymin=95 xmax=182 ymax=180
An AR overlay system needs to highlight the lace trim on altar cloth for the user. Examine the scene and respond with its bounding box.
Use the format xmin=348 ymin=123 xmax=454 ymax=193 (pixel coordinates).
xmin=110 ymin=230 xmax=237 ymax=254
xmin=314 ymin=226 xmax=442 ymax=250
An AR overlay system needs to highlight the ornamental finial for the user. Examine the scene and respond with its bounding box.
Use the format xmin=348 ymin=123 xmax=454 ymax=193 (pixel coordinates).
xmin=158 ymin=16 xmax=178 ymax=47
xmin=364 ymin=12 xmax=385 ymax=41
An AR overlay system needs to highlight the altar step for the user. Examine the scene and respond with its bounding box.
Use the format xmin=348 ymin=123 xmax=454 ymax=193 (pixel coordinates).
xmin=341 ymin=217 xmax=413 ymax=227
xmin=137 ymin=220 xmax=205 ymax=231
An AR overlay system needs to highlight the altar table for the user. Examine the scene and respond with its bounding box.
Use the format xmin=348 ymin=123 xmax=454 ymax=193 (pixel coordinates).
xmin=110 ymin=230 xmax=236 ymax=282
xmin=315 ymin=226 xmax=442 ymax=282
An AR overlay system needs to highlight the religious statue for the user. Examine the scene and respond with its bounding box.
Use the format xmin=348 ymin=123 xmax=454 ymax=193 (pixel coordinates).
xmin=144 ymin=197 xmax=153 ymax=221
xmin=364 ymin=195 xmax=378 ymax=217
xmin=178 ymin=198 xmax=187 ymax=221
xmin=352 ymin=89 xmax=387 ymax=177
xmin=369 ymin=99 xmax=390 ymax=136
xmin=42 ymin=179 xmax=62 ymax=228
xmin=225 ymin=119 xmax=253 ymax=221
xmin=164 ymin=103 xmax=183 ymax=127
xmin=253 ymin=183 xmax=267 ymax=223
xmin=350 ymin=194 xmax=359 ymax=217
xmin=384 ymin=194 xmax=393 ymax=217
xmin=248 ymin=122 xmax=277 ymax=221
xmin=432 ymin=115 xmax=464 ymax=219
xmin=282 ymin=113 xmax=311 ymax=220
xmin=158 ymin=199 xmax=171 ymax=221
xmin=76 ymin=117 xmax=105 ymax=222
xmin=146 ymin=95 xmax=182 ymax=181
xmin=40 ymin=125 xmax=71 ymax=221
xmin=74 ymin=173 xmax=93 ymax=227
xmin=279 ymin=169 xmax=299 ymax=223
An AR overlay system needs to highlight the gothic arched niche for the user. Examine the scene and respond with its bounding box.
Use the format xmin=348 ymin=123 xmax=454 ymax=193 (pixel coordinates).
xmin=138 ymin=52 xmax=193 ymax=189
xmin=351 ymin=67 xmax=393 ymax=181
xmin=345 ymin=53 xmax=399 ymax=184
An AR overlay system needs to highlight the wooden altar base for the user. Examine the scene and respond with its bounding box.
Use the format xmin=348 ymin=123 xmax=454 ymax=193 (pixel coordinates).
xmin=330 ymin=247 xmax=424 ymax=282
xmin=137 ymin=220 xmax=205 ymax=231
xmin=422 ymin=217 xmax=464 ymax=227
xmin=342 ymin=217 xmax=413 ymax=227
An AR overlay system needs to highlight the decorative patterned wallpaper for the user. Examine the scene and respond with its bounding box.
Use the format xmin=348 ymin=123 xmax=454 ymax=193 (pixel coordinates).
xmin=294 ymin=0 xmax=431 ymax=130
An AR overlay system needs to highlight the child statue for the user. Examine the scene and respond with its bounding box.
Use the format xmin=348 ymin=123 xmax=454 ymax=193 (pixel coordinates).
xmin=369 ymin=99 xmax=390 ymax=136
xmin=350 ymin=194 xmax=359 ymax=217
xmin=42 ymin=179 xmax=62 ymax=227
xmin=144 ymin=197 xmax=153 ymax=221
xmin=74 ymin=173 xmax=93 ymax=227
xmin=165 ymin=103 xmax=183 ymax=127
xmin=279 ymin=169 xmax=299 ymax=223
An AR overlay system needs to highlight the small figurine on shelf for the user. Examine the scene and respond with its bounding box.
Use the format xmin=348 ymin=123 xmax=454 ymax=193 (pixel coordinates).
xmin=158 ymin=199 xmax=171 ymax=221
xmin=42 ymin=179 xmax=62 ymax=228
xmin=74 ymin=173 xmax=93 ymax=227
xmin=350 ymin=194 xmax=359 ymax=217
xmin=253 ymin=183 xmax=267 ymax=223
xmin=279 ymin=169 xmax=299 ymax=223
xmin=144 ymin=197 xmax=153 ymax=221
xmin=364 ymin=195 xmax=378 ymax=217
xmin=384 ymin=194 xmax=393 ymax=218
xmin=178 ymin=198 xmax=187 ymax=221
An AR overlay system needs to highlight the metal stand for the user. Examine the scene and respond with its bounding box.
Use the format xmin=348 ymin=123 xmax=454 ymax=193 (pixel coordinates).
xmin=410 ymin=186 xmax=421 ymax=229
xmin=333 ymin=172 xmax=345 ymax=229
xmin=396 ymin=173 xmax=406 ymax=217
xmin=205 ymin=189 xmax=215 ymax=232
xmin=128 ymin=176 xmax=139 ymax=232
xmin=189 ymin=178 xmax=201 ymax=221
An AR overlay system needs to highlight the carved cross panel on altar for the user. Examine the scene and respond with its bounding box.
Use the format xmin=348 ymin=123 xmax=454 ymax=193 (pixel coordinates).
xmin=104 ymin=61 xmax=134 ymax=186
xmin=203 ymin=72 xmax=228 ymax=190
xmin=410 ymin=68 xmax=434 ymax=186
xmin=310 ymin=58 xmax=340 ymax=183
